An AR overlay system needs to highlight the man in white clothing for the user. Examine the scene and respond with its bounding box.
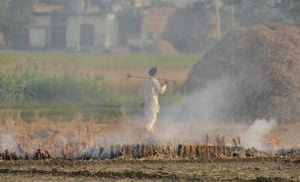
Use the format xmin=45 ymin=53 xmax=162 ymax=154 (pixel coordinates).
xmin=139 ymin=67 xmax=167 ymax=134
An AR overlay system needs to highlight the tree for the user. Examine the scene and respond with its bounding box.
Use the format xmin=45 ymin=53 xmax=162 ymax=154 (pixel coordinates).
xmin=223 ymin=0 xmax=241 ymax=28
xmin=233 ymin=0 xmax=281 ymax=26
xmin=0 ymin=0 xmax=11 ymax=33
xmin=38 ymin=0 xmax=63 ymax=5
xmin=163 ymin=0 xmax=296 ymax=53
xmin=163 ymin=0 xmax=216 ymax=53
xmin=290 ymin=1 xmax=300 ymax=25
xmin=0 ymin=0 xmax=34 ymax=48
xmin=276 ymin=0 xmax=300 ymax=25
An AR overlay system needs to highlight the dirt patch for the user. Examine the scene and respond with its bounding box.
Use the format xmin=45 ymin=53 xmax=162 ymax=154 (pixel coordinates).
xmin=186 ymin=24 xmax=300 ymax=122
xmin=0 ymin=159 xmax=299 ymax=181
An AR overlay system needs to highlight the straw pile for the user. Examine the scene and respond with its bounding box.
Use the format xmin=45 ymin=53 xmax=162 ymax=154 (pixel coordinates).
xmin=186 ymin=25 xmax=300 ymax=122
xmin=0 ymin=144 xmax=270 ymax=160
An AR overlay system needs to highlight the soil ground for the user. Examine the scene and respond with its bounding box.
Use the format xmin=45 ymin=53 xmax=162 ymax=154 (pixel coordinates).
xmin=0 ymin=158 xmax=299 ymax=181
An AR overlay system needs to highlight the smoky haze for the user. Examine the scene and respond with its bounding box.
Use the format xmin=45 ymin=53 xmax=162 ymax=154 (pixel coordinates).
xmin=157 ymin=23 xmax=300 ymax=150
xmin=0 ymin=0 xmax=300 ymax=158
xmin=157 ymin=78 xmax=279 ymax=151
xmin=1 ymin=0 xmax=296 ymax=52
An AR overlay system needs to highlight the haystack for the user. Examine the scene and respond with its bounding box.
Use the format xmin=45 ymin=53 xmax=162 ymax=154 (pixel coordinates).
xmin=186 ymin=25 xmax=300 ymax=122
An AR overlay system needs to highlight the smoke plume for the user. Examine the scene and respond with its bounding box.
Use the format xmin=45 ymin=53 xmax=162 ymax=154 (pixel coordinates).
xmin=242 ymin=119 xmax=277 ymax=150
xmin=158 ymin=78 xmax=279 ymax=150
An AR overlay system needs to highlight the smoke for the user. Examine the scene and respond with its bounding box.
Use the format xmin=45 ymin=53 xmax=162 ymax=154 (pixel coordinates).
xmin=0 ymin=77 xmax=288 ymax=157
xmin=157 ymin=78 xmax=278 ymax=150
xmin=171 ymin=78 xmax=234 ymax=122
xmin=161 ymin=77 xmax=248 ymax=124
xmin=1 ymin=134 xmax=18 ymax=152
xmin=0 ymin=116 xmax=151 ymax=158
xmin=242 ymin=119 xmax=277 ymax=150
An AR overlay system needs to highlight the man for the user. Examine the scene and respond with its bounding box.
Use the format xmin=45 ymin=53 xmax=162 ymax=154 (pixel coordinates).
xmin=139 ymin=67 xmax=167 ymax=134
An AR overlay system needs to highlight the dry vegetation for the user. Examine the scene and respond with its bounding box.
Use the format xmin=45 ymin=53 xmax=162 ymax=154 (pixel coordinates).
xmin=0 ymin=52 xmax=197 ymax=121
xmin=0 ymin=52 xmax=198 ymax=92
xmin=0 ymin=47 xmax=300 ymax=181
xmin=187 ymin=24 xmax=300 ymax=122
xmin=0 ymin=114 xmax=299 ymax=181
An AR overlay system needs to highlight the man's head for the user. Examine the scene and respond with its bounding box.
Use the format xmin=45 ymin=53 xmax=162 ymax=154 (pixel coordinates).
xmin=148 ymin=67 xmax=157 ymax=77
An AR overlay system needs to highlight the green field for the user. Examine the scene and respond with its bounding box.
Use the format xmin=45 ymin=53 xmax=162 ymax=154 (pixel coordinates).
xmin=0 ymin=51 xmax=199 ymax=68
xmin=0 ymin=51 xmax=200 ymax=121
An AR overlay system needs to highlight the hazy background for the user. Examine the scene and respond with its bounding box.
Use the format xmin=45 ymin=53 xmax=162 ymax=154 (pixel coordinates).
xmin=0 ymin=0 xmax=300 ymax=153
xmin=0 ymin=0 xmax=299 ymax=52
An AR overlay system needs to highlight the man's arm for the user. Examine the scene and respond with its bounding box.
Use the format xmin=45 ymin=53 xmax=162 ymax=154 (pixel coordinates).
xmin=154 ymin=79 xmax=167 ymax=95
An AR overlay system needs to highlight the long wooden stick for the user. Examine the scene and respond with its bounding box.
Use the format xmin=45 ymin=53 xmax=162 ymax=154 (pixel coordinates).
xmin=122 ymin=73 xmax=176 ymax=84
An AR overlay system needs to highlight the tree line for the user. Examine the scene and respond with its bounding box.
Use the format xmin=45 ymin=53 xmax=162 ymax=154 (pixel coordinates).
xmin=164 ymin=0 xmax=300 ymax=53
xmin=0 ymin=0 xmax=300 ymax=50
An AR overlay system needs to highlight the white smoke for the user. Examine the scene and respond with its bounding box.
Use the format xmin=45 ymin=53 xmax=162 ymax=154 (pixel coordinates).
xmin=157 ymin=78 xmax=278 ymax=150
xmin=242 ymin=119 xmax=277 ymax=150
xmin=162 ymin=78 xmax=234 ymax=122
xmin=1 ymin=134 xmax=18 ymax=152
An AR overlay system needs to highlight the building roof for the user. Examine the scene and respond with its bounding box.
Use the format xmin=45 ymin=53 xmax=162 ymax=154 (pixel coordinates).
xmin=32 ymin=3 xmax=102 ymax=15
xmin=32 ymin=3 xmax=63 ymax=14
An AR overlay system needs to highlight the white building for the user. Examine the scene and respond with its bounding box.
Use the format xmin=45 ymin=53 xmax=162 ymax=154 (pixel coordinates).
xmin=29 ymin=0 xmax=119 ymax=51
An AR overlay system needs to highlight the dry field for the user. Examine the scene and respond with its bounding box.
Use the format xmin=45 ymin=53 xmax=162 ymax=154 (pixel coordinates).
xmin=1 ymin=115 xmax=300 ymax=154
xmin=0 ymin=52 xmax=198 ymax=92
xmin=0 ymin=116 xmax=299 ymax=181
xmin=0 ymin=158 xmax=299 ymax=181
xmin=0 ymin=52 xmax=300 ymax=181
xmin=0 ymin=62 xmax=190 ymax=92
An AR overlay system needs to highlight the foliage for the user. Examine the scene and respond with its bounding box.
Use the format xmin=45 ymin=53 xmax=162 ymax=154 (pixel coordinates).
xmin=0 ymin=64 xmax=112 ymax=105
xmin=275 ymin=0 xmax=300 ymax=25
xmin=163 ymin=0 xmax=298 ymax=53
xmin=232 ymin=0 xmax=281 ymax=27
xmin=151 ymin=0 xmax=176 ymax=7
xmin=0 ymin=51 xmax=200 ymax=69
xmin=223 ymin=0 xmax=242 ymax=5
xmin=163 ymin=1 xmax=215 ymax=53
xmin=38 ymin=0 xmax=64 ymax=5
xmin=0 ymin=71 xmax=27 ymax=104
xmin=0 ymin=51 xmax=192 ymax=120
xmin=290 ymin=1 xmax=300 ymax=25
xmin=0 ymin=0 xmax=34 ymax=48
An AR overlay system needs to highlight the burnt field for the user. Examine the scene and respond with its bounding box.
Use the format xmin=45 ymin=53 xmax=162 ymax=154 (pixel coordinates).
xmin=0 ymin=108 xmax=299 ymax=181
xmin=0 ymin=118 xmax=299 ymax=181
xmin=1 ymin=25 xmax=300 ymax=181
xmin=0 ymin=158 xmax=299 ymax=181
xmin=0 ymin=116 xmax=299 ymax=181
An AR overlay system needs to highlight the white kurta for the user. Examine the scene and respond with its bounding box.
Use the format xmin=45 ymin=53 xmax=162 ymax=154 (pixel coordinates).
xmin=139 ymin=77 xmax=167 ymax=133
